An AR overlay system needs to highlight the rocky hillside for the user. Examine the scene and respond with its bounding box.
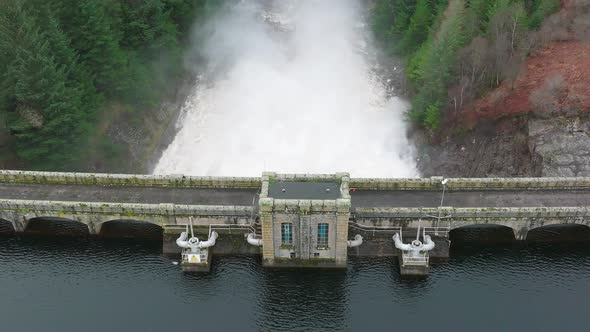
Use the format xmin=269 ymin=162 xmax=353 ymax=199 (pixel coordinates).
xmin=416 ymin=114 xmax=590 ymax=177
xmin=416 ymin=0 xmax=590 ymax=178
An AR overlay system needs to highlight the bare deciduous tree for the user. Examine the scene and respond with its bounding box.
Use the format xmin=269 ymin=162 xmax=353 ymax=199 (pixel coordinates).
xmin=488 ymin=5 xmax=527 ymax=89
xmin=454 ymin=36 xmax=492 ymax=109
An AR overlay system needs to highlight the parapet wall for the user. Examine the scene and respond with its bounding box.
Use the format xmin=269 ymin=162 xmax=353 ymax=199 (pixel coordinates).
xmin=260 ymin=172 xmax=350 ymax=199
xmin=350 ymin=176 xmax=590 ymax=191
xmin=0 ymin=170 xmax=260 ymax=188
xmin=353 ymin=206 xmax=590 ymax=220
xmin=353 ymin=206 xmax=590 ymax=239
xmin=259 ymin=172 xmax=351 ymax=213
xmin=0 ymin=198 xmax=254 ymax=233
xmin=4 ymin=170 xmax=590 ymax=191
xmin=0 ymin=199 xmax=253 ymax=216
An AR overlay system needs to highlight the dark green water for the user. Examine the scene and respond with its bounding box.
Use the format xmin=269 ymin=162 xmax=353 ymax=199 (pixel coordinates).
xmin=0 ymin=236 xmax=589 ymax=332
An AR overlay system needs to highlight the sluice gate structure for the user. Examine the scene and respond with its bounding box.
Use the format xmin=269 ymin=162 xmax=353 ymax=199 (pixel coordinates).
xmin=1 ymin=170 xmax=590 ymax=275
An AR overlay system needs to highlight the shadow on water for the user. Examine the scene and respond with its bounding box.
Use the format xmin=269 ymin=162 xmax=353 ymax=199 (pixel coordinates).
xmin=527 ymin=224 xmax=590 ymax=243
xmin=2 ymin=217 xmax=164 ymax=243
xmin=449 ymin=224 xmax=590 ymax=254
xmin=448 ymin=225 xmax=590 ymax=265
xmin=450 ymin=224 xmax=516 ymax=245
xmin=0 ymin=218 xmax=163 ymax=256
xmin=99 ymin=219 xmax=163 ymax=241
xmin=25 ymin=217 xmax=89 ymax=236
xmin=0 ymin=233 xmax=163 ymax=253
xmin=0 ymin=218 xmax=15 ymax=234
xmin=449 ymin=240 xmax=590 ymax=262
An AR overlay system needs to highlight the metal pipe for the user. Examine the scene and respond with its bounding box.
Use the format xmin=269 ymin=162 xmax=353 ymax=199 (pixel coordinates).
xmin=422 ymin=235 xmax=435 ymax=251
xmin=347 ymin=234 xmax=363 ymax=247
xmin=392 ymin=233 xmax=435 ymax=252
xmin=198 ymin=231 xmax=218 ymax=249
xmin=176 ymin=231 xmax=190 ymax=248
xmin=246 ymin=233 xmax=263 ymax=246
xmin=392 ymin=233 xmax=412 ymax=251
xmin=416 ymin=220 xmax=421 ymax=242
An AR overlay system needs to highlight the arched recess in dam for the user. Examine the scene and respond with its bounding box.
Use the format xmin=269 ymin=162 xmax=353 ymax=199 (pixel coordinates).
xmin=0 ymin=218 xmax=15 ymax=234
xmin=99 ymin=220 xmax=163 ymax=241
xmin=449 ymin=224 xmax=516 ymax=244
xmin=24 ymin=217 xmax=89 ymax=236
xmin=527 ymin=224 xmax=590 ymax=242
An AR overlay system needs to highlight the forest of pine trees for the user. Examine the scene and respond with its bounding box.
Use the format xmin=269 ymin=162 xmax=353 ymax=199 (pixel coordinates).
xmin=0 ymin=0 xmax=217 ymax=170
xmin=371 ymin=0 xmax=561 ymax=130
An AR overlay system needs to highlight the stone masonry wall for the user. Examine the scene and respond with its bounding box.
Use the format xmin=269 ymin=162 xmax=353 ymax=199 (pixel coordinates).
xmin=259 ymin=173 xmax=351 ymax=267
xmin=3 ymin=169 xmax=590 ymax=191
xmin=353 ymin=206 xmax=590 ymax=240
xmin=0 ymin=199 xmax=254 ymax=234
xmin=350 ymin=176 xmax=590 ymax=191
xmin=0 ymin=170 xmax=260 ymax=188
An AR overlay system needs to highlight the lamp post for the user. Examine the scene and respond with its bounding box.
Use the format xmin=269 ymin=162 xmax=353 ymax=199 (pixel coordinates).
xmin=436 ymin=178 xmax=448 ymax=235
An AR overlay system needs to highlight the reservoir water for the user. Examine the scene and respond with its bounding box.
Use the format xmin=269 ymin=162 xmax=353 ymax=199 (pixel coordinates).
xmin=1 ymin=236 xmax=588 ymax=332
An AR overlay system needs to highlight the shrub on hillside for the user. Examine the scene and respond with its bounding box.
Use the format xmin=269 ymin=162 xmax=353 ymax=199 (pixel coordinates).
xmin=530 ymin=74 xmax=567 ymax=116
xmin=372 ymin=0 xmax=573 ymax=131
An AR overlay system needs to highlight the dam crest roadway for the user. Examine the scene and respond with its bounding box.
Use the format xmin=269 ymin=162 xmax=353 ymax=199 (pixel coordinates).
xmin=1 ymin=170 xmax=589 ymax=275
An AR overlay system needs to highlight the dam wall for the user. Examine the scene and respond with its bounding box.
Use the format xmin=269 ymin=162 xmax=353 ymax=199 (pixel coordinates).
xmin=353 ymin=206 xmax=590 ymax=240
xmin=1 ymin=170 xmax=590 ymax=265
xmin=3 ymin=169 xmax=590 ymax=191
xmin=0 ymin=199 xmax=254 ymax=234
xmin=350 ymin=176 xmax=590 ymax=191
xmin=0 ymin=170 xmax=261 ymax=188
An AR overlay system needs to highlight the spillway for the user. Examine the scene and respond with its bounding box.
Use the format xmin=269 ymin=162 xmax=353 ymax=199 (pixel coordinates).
xmin=154 ymin=0 xmax=417 ymax=177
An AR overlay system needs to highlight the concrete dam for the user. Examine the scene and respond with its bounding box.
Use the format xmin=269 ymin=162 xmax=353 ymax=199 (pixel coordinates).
xmin=1 ymin=170 xmax=590 ymax=275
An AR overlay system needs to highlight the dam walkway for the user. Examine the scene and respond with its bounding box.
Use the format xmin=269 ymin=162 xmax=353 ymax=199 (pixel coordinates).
xmin=1 ymin=179 xmax=590 ymax=208
xmin=0 ymin=170 xmax=589 ymax=242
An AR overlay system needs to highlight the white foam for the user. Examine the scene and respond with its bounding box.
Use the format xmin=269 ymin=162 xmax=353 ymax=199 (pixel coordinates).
xmin=154 ymin=0 xmax=417 ymax=177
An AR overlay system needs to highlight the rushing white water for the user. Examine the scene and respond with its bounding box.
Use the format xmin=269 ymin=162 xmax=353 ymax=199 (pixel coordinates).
xmin=154 ymin=0 xmax=417 ymax=177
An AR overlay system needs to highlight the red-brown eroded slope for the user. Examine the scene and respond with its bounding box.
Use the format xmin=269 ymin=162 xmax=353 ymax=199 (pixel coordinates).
xmin=466 ymin=41 xmax=590 ymax=123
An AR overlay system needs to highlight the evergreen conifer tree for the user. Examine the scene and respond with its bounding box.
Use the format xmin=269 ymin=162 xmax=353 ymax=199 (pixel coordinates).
xmin=399 ymin=0 xmax=434 ymax=54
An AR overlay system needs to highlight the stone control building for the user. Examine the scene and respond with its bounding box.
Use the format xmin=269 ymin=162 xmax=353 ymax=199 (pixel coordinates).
xmin=259 ymin=172 xmax=351 ymax=268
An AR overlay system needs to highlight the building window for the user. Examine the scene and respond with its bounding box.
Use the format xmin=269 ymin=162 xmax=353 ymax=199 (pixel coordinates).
xmin=317 ymin=223 xmax=329 ymax=248
xmin=281 ymin=223 xmax=293 ymax=245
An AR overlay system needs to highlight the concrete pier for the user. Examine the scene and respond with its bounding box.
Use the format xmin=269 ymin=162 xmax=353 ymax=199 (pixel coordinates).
xmin=181 ymin=248 xmax=213 ymax=273
xmin=398 ymin=262 xmax=430 ymax=277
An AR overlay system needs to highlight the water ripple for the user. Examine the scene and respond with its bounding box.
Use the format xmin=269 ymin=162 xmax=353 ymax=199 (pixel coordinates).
xmin=0 ymin=237 xmax=589 ymax=332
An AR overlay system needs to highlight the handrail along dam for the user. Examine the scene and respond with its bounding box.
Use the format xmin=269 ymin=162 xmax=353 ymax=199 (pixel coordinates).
xmin=1 ymin=170 xmax=589 ymax=273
